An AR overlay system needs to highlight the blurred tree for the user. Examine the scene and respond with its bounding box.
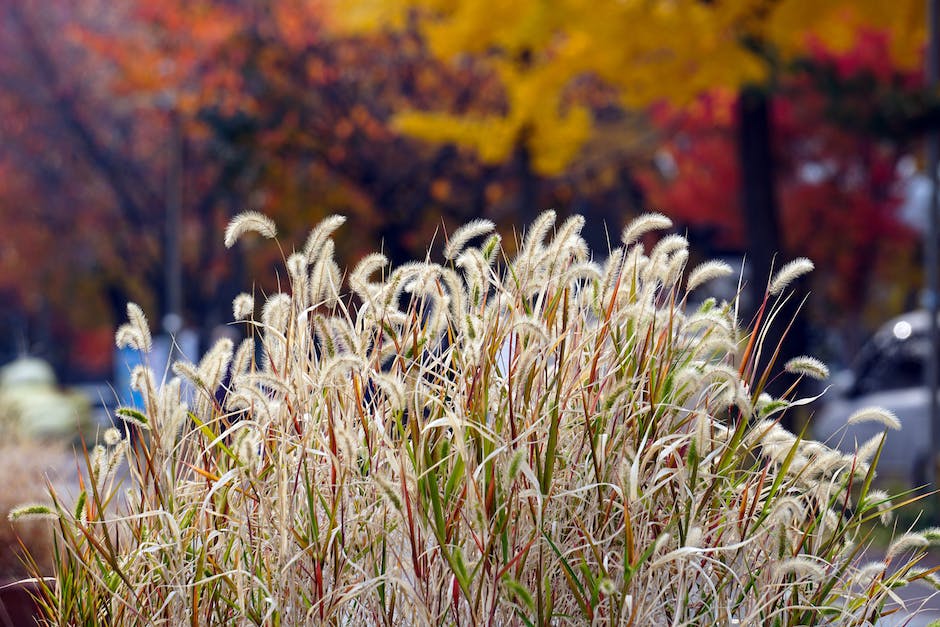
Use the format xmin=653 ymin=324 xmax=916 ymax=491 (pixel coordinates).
xmin=0 ymin=0 xmax=650 ymax=377
xmin=333 ymin=1 xmax=926 ymax=271
xmin=334 ymin=0 xmax=934 ymax=372
xmin=638 ymin=77 xmax=920 ymax=358
xmin=0 ymin=0 xmax=258 ymax=372
xmin=0 ymin=1 xmax=157 ymax=373
xmin=333 ymin=1 xmax=924 ymax=174
xmin=638 ymin=31 xmax=924 ymax=359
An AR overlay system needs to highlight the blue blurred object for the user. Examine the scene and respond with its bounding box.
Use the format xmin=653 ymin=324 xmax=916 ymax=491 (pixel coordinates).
xmin=113 ymin=329 xmax=199 ymax=406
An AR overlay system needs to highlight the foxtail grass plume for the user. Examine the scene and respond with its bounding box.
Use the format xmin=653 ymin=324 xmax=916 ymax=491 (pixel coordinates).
xmin=863 ymin=489 xmax=894 ymax=525
xmin=846 ymin=407 xmax=902 ymax=431
xmin=522 ymin=209 xmax=556 ymax=251
xmin=621 ymin=211 xmax=672 ymax=245
xmin=117 ymin=382 xmax=154 ymax=430
xmin=774 ymin=557 xmax=826 ymax=581
xmin=784 ymin=356 xmax=830 ymax=381
xmin=196 ymin=337 xmax=234 ymax=395
xmin=443 ymin=219 xmax=495 ymax=260
xmin=768 ymin=257 xmax=814 ymax=296
xmin=854 ymin=433 xmax=885 ymax=464
xmin=224 ymin=210 xmax=277 ymax=248
xmin=854 ymin=561 xmax=888 ymax=587
xmin=103 ymin=427 xmax=122 ymax=446
xmin=286 ymin=253 xmax=308 ymax=285
xmin=303 ymin=214 xmax=346 ymax=263
xmin=922 ymin=528 xmax=940 ymax=542
xmin=8 ymin=503 xmax=56 ymax=522
xmin=887 ymin=532 xmax=930 ymax=561
xmin=350 ymin=252 xmax=389 ymax=297
xmin=115 ymin=302 xmax=152 ymax=352
xmin=650 ymin=233 xmax=688 ymax=259
xmin=686 ymin=260 xmax=734 ymax=292
xmin=232 ymin=293 xmax=254 ymax=321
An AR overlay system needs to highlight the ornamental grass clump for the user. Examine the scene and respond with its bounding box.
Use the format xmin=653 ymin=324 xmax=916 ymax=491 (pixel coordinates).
xmin=14 ymin=211 xmax=938 ymax=624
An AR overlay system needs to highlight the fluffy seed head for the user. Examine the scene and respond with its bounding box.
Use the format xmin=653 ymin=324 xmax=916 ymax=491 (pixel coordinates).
xmin=115 ymin=326 xmax=142 ymax=351
xmin=775 ymin=556 xmax=825 ymax=580
xmin=310 ymin=253 xmax=342 ymax=306
xmin=235 ymin=425 xmax=263 ymax=471
xmin=224 ymin=211 xmax=277 ymax=248
xmin=287 ymin=253 xmax=308 ymax=284
xmin=846 ymin=407 xmax=901 ymax=431
xmin=372 ymin=372 xmax=405 ymax=412
xmin=784 ymin=356 xmax=830 ymax=381
xmin=233 ymin=293 xmax=255 ymax=321
xmin=853 ymin=433 xmax=884 ymax=465
xmin=303 ymin=214 xmax=347 ymax=263
xmin=686 ymin=260 xmax=734 ymax=292
xmin=921 ymin=527 xmax=940 ymax=542
xmin=664 ymin=249 xmax=689 ymax=288
xmin=262 ymin=293 xmax=292 ymax=335
xmin=887 ymin=532 xmax=929 ymax=561
xmin=654 ymin=533 xmax=672 ymax=554
xmin=444 ymin=218 xmax=495 ymax=260
xmin=768 ymin=258 xmax=814 ymax=295
xmin=126 ymin=303 xmax=152 ymax=349
xmin=621 ymin=212 xmax=672 ymax=245
xmin=230 ymin=338 xmax=255 ymax=378
xmin=104 ymin=427 xmax=122 ymax=446
xmin=549 ymin=214 xmax=586 ymax=254
xmin=197 ymin=337 xmax=234 ymax=393
xmin=8 ymin=503 xmax=57 ymax=522
xmin=522 ymin=210 xmax=557 ymax=253
xmin=863 ymin=489 xmax=894 ymax=525
xmin=129 ymin=365 xmax=155 ymax=397
xmin=115 ymin=302 xmax=152 ymax=352
xmin=172 ymin=361 xmax=204 ymax=390
xmin=350 ymin=252 xmax=389 ymax=298
xmin=650 ymin=234 xmax=688 ymax=259
xmin=854 ymin=561 xmax=887 ymax=587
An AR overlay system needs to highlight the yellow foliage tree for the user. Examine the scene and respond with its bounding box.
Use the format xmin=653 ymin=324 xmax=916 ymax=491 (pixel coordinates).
xmin=334 ymin=0 xmax=925 ymax=176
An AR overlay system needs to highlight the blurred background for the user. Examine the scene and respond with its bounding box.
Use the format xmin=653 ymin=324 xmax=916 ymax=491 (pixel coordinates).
xmin=0 ymin=1 xmax=937 ymax=448
xmin=6 ymin=3 xmax=940 ymax=616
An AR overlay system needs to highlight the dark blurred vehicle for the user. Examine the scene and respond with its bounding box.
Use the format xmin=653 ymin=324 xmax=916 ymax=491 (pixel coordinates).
xmin=813 ymin=310 xmax=938 ymax=483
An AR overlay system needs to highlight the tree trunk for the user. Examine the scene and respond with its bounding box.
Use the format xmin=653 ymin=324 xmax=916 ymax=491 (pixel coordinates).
xmin=738 ymin=87 xmax=781 ymax=317
xmin=513 ymin=137 xmax=539 ymax=229
xmin=737 ymin=86 xmax=808 ymax=429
